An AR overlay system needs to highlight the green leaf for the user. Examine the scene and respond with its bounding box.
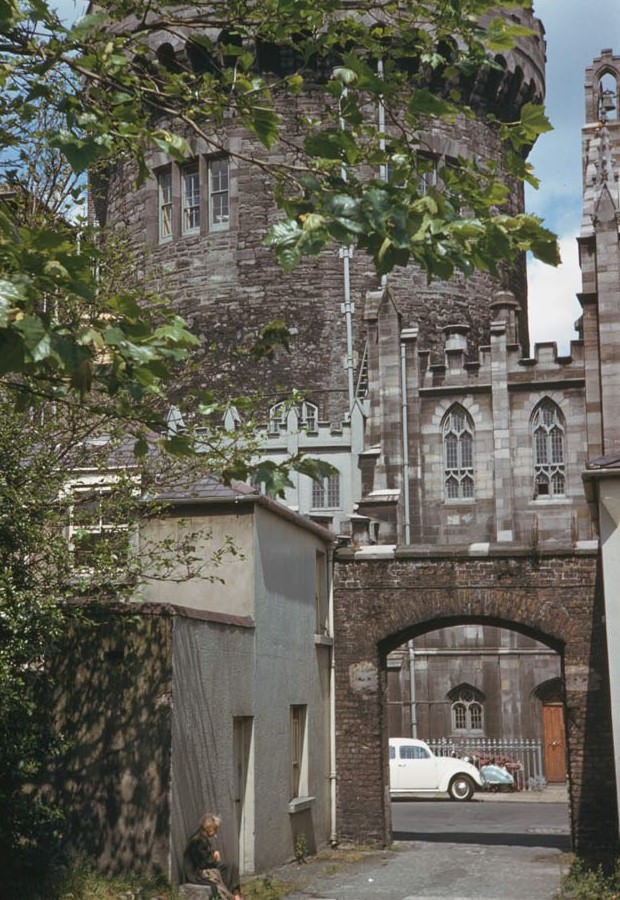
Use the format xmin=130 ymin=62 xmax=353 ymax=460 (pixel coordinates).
xmin=151 ymin=131 xmax=192 ymax=162
xmin=163 ymin=434 xmax=195 ymax=457
xmin=0 ymin=0 xmax=20 ymax=29
xmin=409 ymin=89 xmax=457 ymax=118
xmin=520 ymin=103 xmax=553 ymax=139
xmin=248 ymin=106 xmax=280 ymax=149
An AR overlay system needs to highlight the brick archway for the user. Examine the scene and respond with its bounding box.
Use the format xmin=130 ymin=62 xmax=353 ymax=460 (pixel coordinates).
xmin=333 ymin=549 xmax=618 ymax=854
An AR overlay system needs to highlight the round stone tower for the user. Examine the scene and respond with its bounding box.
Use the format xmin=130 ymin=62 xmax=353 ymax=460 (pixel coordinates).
xmin=93 ymin=6 xmax=546 ymax=422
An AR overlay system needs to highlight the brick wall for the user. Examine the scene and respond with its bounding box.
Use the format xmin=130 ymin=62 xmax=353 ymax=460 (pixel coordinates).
xmin=333 ymin=549 xmax=618 ymax=854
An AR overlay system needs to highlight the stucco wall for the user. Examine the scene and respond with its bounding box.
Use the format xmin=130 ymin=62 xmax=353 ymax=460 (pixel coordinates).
xmin=170 ymin=504 xmax=333 ymax=881
xmin=252 ymin=504 xmax=332 ymax=870
xmin=140 ymin=506 xmax=256 ymax=617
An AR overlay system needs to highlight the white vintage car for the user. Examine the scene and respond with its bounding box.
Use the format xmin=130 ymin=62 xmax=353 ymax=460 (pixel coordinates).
xmin=389 ymin=738 xmax=485 ymax=801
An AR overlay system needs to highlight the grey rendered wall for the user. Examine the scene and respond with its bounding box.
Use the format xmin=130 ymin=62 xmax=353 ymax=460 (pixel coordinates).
xmin=170 ymin=614 xmax=256 ymax=884
xmin=252 ymin=505 xmax=332 ymax=871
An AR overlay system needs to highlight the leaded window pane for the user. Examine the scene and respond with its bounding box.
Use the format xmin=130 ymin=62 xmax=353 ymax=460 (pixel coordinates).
xmin=533 ymin=401 xmax=566 ymax=498
xmin=535 ymin=428 xmax=548 ymax=465
xmin=443 ymin=405 xmax=475 ymax=500
xmin=446 ymin=477 xmax=459 ymax=499
xmin=312 ymin=478 xmax=324 ymax=508
xmin=445 ymin=433 xmax=458 ymax=469
xmin=454 ymin=703 xmax=467 ymax=730
xmin=551 ymin=427 xmax=564 ymax=464
xmin=461 ymin=432 xmax=473 ymax=468
xmin=326 ymin=473 xmax=340 ymax=508
xmin=470 ymin=702 xmax=483 ymax=730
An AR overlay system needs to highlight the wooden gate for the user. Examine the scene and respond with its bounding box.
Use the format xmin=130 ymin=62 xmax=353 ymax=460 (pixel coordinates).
xmin=543 ymin=704 xmax=567 ymax=783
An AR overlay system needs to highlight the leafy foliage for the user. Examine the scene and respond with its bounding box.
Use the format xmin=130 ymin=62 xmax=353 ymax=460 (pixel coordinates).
xmin=0 ymin=0 xmax=558 ymax=408
xmin=559 ymin=857 xmax=620 ymax=900
xmin=0 ymin=0 xmax=562 ymax=889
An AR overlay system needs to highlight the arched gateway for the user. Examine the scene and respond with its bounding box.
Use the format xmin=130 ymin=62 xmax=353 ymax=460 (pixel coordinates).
xmin=333 ymin=548 xmax=617 ymax=854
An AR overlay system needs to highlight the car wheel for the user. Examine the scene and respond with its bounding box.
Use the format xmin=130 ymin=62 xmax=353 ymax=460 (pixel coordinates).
xmin=448 ymin=774 xmax=474 ymax=801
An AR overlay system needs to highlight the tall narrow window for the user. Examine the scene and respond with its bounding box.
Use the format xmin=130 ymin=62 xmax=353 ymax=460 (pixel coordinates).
xmin=290 ymin=705 xmax=307 ymax=799
xmin=312 ymin=472 xmax=340 ymax=509
xmin=181 ymin=161 xmax=200 ymax=234
xmin=315 ymin=551 xmax=329 ymax=635
xmin=158 ymin=167 xmax=173 ymax=241
xmin=417 ymin=154 xmax=438 ymax=196
xmin=532 ymin=400 xmax=566 ymax=498
xmin=209 ymin=157 xmax=230 ymax=229
xmin=442 ymin=405 xmax=474 ymax=500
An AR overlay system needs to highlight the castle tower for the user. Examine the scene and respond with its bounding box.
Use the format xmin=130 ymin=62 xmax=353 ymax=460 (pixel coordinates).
xmin=94 ymin=7 xmax=546 ymax=425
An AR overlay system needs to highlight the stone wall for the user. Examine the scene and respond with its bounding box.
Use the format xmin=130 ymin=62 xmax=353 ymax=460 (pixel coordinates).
xmin=332 ymin=548 xmax=618 ymax=854
xmin=46 ymin=606 xmax=174 ymax=876
xmin=93 ymin=21 xmax=543 ymax=420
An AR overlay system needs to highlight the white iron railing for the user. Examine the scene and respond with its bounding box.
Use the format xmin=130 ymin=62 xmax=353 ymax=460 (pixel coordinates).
xmin=427 ymin=736 xmax=546 ymax=791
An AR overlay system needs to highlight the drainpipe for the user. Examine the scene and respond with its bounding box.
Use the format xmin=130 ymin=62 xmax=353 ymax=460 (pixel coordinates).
xmin=340 ymin=245 xmax=355 ymax=411
xmin=338 ymin=85 xmax=355 ymax=412
xmin=328 ymin=552 xmax=338 ymax=845
xmin=408 ymin=640 xmax=418 ymax=738
xmin=400 ymin=340 xmax=411 ymax=544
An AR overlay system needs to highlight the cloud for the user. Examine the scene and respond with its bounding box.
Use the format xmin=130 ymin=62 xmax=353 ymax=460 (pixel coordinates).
xmin=527 ymin=235 xmax=582 ymax=356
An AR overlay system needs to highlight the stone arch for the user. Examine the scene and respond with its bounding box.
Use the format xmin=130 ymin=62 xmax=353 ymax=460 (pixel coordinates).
xmin=597 ymin=68 xmax=619 ymax=121
xmin=533 ymin=676 xmax=564 ymax=704
xmin=333 ymin=549 xmax=616 ymax=853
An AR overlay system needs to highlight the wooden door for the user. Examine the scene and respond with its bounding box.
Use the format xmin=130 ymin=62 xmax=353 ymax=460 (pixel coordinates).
xmin=543 ymin=704 xmax=567 ymax=783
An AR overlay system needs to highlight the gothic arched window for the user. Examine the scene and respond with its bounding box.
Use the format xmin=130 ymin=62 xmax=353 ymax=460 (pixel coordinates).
xmin=448 ymin=685 xmax=485 ymax=734
xmin=532 ymin=400 xmax=566 ymax=499
xmin=442 ymin=405 xmax=474 ymax=500
xmin=268 ymin=399 xmax=318 ymax=435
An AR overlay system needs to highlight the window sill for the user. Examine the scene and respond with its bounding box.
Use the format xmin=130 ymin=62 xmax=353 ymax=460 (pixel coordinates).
xmin=288 ymin=796 xmax=315 ymax=814
xmin=314 ymin=634 xmax=333 ymax=646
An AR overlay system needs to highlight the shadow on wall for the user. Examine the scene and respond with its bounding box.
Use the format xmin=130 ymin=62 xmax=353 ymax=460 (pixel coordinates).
xmin=575 ymin=560 xmax=619 ymax=859
xmin=43 ymin=606 xmax=174 ymax=878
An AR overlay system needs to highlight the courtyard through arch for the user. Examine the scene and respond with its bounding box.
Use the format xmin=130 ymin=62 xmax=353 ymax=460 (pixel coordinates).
xmin=332 ymin=547 xmax=618 ymax=854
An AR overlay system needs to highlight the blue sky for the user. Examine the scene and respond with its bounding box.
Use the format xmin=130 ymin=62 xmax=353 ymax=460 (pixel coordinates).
xmin=52 ymin=1 xmax=619 ymax=353
xmin=527 ymin=0 xmax=620 ymax=352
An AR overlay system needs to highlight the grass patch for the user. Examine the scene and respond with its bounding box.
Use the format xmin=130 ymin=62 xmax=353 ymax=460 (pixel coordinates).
xmin=242 ymin=874 xmax=296 ymax=900
xmin=558 ymin=857 xmax=620 ymax=899
xmin=51 ymin=858 xmax=180 ymax=900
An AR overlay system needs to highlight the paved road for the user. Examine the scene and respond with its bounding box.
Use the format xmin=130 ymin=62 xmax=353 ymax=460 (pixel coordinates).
xmin=392 ymin=796 xmax=570 ymax=849
xmin=278 ymin=798 xmax=571 ymax=900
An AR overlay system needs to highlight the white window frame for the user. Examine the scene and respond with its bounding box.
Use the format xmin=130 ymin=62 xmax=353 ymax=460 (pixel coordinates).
xmin=65 ymin=486 xmax=131 ymax=572
xmin=181 ymin=161 xmax=201 ymax=235
xmin=315 ymin=550 xmax=329 ymax=635
xmin=209 ymin=157 xmax=230 ymax=230
xmin=532 ymin=400 xmax=566 ymax=499
xmin=443 ymin=405 xmax=474 ymax=501
xmin=158 ymin=167 xmax=173 ymax=242
xmin=290 ymin=704 xmax=308 ymax=800
xmin=311 ymin=471 xmax=340 ymax=510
